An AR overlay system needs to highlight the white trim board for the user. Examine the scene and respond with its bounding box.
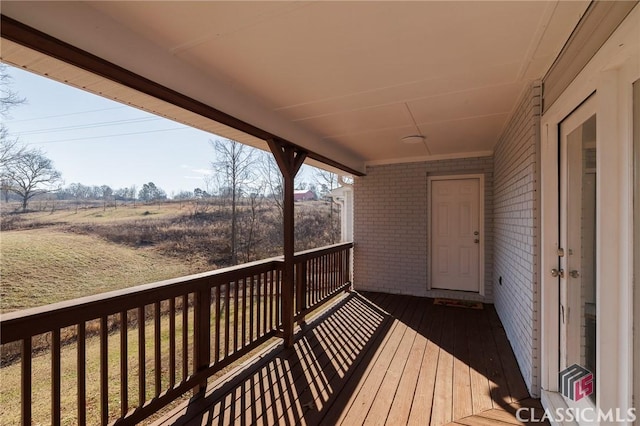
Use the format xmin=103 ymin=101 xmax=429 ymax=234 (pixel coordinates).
xmin=539 ymin=5 xmax=639 ymax=424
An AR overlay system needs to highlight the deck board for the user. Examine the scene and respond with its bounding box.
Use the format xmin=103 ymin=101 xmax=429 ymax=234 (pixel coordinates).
xmin=384 ymin=298 xmax=432 ymax=425
xmin=452 ymin=308 xmax=473 ymax=421
xmin=153 ymin=292 xmax=548 ymax=426
xmin=406 ymin=296 xmax=444 ymax=426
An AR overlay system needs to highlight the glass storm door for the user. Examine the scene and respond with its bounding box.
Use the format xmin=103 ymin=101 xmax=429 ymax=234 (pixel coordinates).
xmin=558 ymin=97 xmax=597 ymax=409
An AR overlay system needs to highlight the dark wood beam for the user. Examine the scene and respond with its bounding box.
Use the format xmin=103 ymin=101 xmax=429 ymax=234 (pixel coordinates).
xmin=0 ymin=14 xmax=365 ymax=177
xmin=267 ymin=138 xmax=307 ymax=347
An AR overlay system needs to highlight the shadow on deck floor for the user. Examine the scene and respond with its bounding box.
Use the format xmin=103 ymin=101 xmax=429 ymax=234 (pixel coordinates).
xmin=155 ymin=291 xmax=547 ymax=426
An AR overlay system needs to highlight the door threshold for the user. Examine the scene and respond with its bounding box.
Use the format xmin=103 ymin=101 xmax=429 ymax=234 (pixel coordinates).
xmin=541 ymin=390 xmax=579 ymax=426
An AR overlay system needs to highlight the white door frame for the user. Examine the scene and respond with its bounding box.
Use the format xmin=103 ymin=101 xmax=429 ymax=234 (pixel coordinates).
xmin=540 ymin=5 xmax=638 ymax=423
xmin=427 ymin=174 xmax=485 ymax=296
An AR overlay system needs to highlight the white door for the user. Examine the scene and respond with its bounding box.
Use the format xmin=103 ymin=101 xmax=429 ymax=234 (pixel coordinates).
xmin=431 ymin=178 xmax=480 ymax=292
xmin=558 ymin=96 xmax=597 ymax=410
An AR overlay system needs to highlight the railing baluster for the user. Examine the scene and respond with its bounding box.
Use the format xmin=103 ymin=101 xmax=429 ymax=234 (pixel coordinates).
xmin=333 ymin=252 xmax=337 ymax=290
xmin=169 ymin=298 xmax=176 ymax=388
xmin=241 ymin=278 xmax=247 ymax=348
xmin=51 ymin=329 xmax=61 ymax=426
xmin=269 ymin=270 xmax=274 ymax=331
xmin=340 ymin=250 xmax=345 ymax=285
xmin=277 ymin=269 xmax=282 ymax=326
xmin=224 ymin=282 xmax=230 ymax=358
xmin=181 ymin=295 xmax=188 ymax=381
xmin=250 ymin=275 xmax=255 ymax=342
xmin=313 ymin=257 xmax=319 ymax=305
xmin=154 ymin=302 xmax=161 ymax=397
xmin=262 ymin=272 xmax=267 ymax=337
xmin=320 ymin=255 xmax=323 ymax=299
xmin=250 ymin=275 xmax=262 ymax=342
xmin=320 ymin=255 xmax=324 ymax=299
xmin=100 ymin=316 xmax=108 ymax=425
xmin=77 ymin=323 xmax=86 ymax=426
xmin=332 ymin=251 xmax=337 ymax=292
xmin=275 ymin=269 xmax=279 ymax=326
xmin=215 ymin=286 xmax=221 ymax=363
xmin=138 ymin=306 xmax=146 ymax=405
xmin=314 ymin=256 xmax=319 ymax=303
xmin=312 ymin=257 xmax=316 ymax=305
xmin=21 ymin=338 xmax=32 ymax=426
xmin=296 ymin=261 xmax=307 ymax=323
xmin=233 ymin=280 xmax=239 ymax=352
xmin=324 ymin=253 xmax=329 ymax=297
xmin=120 ymin=311 xmax=128 ymax=417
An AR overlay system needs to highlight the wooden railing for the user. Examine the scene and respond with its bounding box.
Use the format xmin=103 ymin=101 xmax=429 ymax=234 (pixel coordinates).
xmin=0 ymin=243 xmax=352 ymax=425
xmin=294 ymin=242 xmax=353 ymax=321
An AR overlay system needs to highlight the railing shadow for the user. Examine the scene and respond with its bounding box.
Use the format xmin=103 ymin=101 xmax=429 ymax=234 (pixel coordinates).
xmin=378 ymin=296 xmax=544 ymax=426
xmin=167 ymin=291 xmax=392 ymax=425
xmin=162 ymin=292 xmax=546 ymax=426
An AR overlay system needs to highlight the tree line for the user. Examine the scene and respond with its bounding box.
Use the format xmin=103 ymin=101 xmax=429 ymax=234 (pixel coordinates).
xmin=0 ymin=64 xmax=346 ymax=262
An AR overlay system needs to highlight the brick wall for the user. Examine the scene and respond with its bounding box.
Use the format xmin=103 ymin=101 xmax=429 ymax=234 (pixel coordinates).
xmin=492 ymin=81 xmax=542 ymax=396
xmin=353 ymin=157 xmax=494 ymax=302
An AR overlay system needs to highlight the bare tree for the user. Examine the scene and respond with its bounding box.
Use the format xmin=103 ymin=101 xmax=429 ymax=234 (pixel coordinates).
xmin=68 ymin=182 xmax=90 ymax=213
xmin=1 ymin=177 xmax=12 ymax=203
xmin=212 ymin=139 xmax=257 ymax=265
xmin=238 ymin=181 xmax=265 ymax=262
xmin=0 ymin=64 xmax=26 ymax=117
xmin=0 ymin=65 xmax=27 ymax=191
xmin=0 ymin=126 xmax=24 ymax=171
xmin=130 ymin=184 xmax=137 ymax=207
xmin=100 ymin=185 xmax=113 ymax=211
xmin=258 ymin=152 xmax=284 ymax=221
xmin=314 ymin=169 xmax=340 ymax=243
xmin=7 ymin=149 xmax=62 ymax=212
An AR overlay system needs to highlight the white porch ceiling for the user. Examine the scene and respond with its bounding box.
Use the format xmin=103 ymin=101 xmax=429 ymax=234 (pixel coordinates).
xmin=1 ymin=1 xmax=589 ymax=174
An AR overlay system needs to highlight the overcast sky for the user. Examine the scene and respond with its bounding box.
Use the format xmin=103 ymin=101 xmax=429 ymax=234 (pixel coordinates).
xmin=3 ymin=65 xmax=313 ymax=196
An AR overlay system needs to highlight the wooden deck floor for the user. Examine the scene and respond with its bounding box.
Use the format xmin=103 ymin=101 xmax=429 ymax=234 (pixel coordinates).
xmin=155 ymin=292 xmax=547 ymax=426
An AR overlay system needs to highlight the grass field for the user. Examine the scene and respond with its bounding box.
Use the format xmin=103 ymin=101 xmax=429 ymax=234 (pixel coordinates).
xmin=1 ymin=199 xmax=337 ymax=312
xmin=1 ymin=229 xmax=206 ymax=312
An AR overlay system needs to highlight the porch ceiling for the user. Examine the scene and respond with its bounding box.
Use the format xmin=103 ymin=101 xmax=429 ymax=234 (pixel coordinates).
xmin=0 ymin=1 xmax=589 ymax=174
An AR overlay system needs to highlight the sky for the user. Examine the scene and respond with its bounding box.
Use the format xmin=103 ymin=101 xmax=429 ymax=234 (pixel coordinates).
xmin=2 ymin=64 xmax=314 ymax=196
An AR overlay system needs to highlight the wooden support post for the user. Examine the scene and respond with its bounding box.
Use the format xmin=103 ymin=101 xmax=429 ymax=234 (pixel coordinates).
xmin=267 ymin=139 xmax=307 ymax=348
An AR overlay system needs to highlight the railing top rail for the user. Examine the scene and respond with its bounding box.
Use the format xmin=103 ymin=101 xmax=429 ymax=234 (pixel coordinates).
xmin=292 ymin=241 xmax=353 ymax=262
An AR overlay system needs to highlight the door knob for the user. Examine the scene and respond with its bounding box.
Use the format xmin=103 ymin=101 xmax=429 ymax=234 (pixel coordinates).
xmin=551 ymin=268 xmax=565 ymax=278
xmin=474 ymin=239 xmax=480 ymax=244
xmin=569 ymin=270 xmax=580 ymax=278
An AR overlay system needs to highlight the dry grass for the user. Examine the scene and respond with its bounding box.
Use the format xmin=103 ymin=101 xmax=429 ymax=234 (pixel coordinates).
xmin=0 ymin=229 xmax=206 ymax=312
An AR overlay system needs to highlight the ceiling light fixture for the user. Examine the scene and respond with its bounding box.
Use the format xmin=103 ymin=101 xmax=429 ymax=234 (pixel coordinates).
xmin=401 ymin=135 xmax=425 ymax=144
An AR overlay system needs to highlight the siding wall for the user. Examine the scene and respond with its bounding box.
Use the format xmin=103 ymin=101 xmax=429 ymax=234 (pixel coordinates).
xmin=492 ymin=81 xmax=542 ymax=396
xmin=353 ymin=157 xmax=494 ymax=302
